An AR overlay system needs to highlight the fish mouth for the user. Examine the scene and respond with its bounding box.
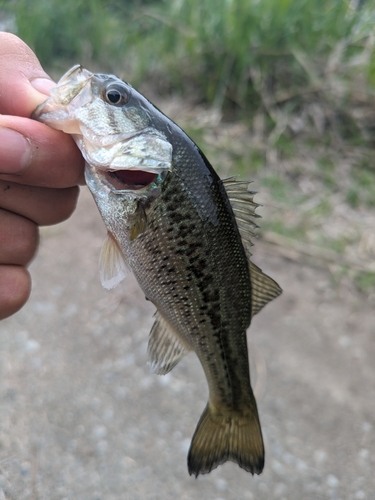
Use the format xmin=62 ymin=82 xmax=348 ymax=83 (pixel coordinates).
xmin=103 ymin=169 xmax=160 ymax=191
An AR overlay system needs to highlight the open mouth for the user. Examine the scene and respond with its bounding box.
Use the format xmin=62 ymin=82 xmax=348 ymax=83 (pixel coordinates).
xmin=105 ymin=169 xmax=159 ymax=191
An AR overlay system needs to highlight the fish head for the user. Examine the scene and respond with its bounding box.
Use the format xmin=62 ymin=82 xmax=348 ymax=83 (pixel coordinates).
xmin=33 ymin=65 xmax=173 ymax=202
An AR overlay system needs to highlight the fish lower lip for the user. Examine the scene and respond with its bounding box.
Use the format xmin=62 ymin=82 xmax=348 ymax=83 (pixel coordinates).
xmin=105 ymin=170 xmax=159 ymax=191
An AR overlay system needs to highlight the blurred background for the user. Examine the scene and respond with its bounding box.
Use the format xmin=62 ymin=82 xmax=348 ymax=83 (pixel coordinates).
xmin=0 ymin=1 xmax=375 ymax=499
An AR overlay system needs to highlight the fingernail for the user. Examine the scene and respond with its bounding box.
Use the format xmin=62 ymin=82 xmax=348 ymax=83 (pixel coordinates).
xmin=29 ymin=77 xmax=56 ymax=96
xmin=0 ymin=128 xmax=32 ymax=174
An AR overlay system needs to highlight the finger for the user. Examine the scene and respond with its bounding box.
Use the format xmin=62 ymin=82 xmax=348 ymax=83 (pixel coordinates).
xmin=0 ymin=33 xmax=55 ymax=116
xmin=0 ymin=115 xmax=85 ymax=186
xmin=0 ymin=209 xmax=39 ymax=265
xmin=0 ymin=33 xmax=85 ymax=186
xmin=0 ymin=180 xmax=79 ymax=226
xmin=0 ymin=265 xmax=31 ymax=320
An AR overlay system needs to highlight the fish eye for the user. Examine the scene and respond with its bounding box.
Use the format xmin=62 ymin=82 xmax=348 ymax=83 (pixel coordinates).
xmin=103 ymin=84 xmax=130 ymax=106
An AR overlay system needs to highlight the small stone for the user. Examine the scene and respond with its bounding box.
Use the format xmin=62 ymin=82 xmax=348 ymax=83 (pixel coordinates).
xmin=314 ymin=449 xmax=327 ymax=464
xmin=361 ymin=422 xmax=372 ymax=433
xmin=326 ymin=474 xmax=340 ymax=488
xmin=20 ymin=462 xmax=31 ymax=476
xmin=96 ymin=439 xmax=108 ymax=454
xmin=25 ymin=339 xmax=40 ymax=352
xmin=271 ymin=459 xmax=285 ymax=475
xmin=215 ymin=478 xmax=228 ymax=492
xmin=103 ymin=408 xmax=114 ymax=422
xmin=274 ymin=482 xmax=287 ymax=497
xmin=338 ymin=336 xmax=351 ymax=347
xmin=258 ymin=482 xmax=269 ymax=494
xmin=33 ymin=301 xmax=56 ymax=314
xmin=358 ymin=449 xmax=369 ymax=461
xmin=92 ymin=425 xmax=107 ymax=440
xmin=67 ymin=439 xmax=77 ymax=452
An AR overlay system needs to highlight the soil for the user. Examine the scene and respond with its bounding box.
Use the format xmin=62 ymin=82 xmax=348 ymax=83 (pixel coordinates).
xmin=0 ymin=188 xmax=374 ymax=500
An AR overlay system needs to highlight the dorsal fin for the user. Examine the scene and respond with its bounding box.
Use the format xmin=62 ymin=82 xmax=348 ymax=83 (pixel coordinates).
xmin=249 ymin=260 xmax=282 ymax=316
xmin=148 ymin=311 xmax=191 ymax=375
xmin=222 ymin=177 xmax=260 ymax=248
xmin=99 ymin=231 xmax=131 ymax=289
xmin=222 ymin=177 xmax=282 ymax=314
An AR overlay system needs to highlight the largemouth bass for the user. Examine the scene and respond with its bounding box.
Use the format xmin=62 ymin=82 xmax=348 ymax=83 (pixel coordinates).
xmin=33 ymin=65 xmax=282 ymax=476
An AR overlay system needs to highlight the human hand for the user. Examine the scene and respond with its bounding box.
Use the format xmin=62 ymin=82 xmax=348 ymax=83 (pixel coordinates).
xmin=0 ymin=33 xmax=85 ymax=320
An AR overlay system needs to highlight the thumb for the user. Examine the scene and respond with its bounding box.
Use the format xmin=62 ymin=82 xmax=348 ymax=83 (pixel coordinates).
xmin=0 ymin=33 xmax=56 ymax=116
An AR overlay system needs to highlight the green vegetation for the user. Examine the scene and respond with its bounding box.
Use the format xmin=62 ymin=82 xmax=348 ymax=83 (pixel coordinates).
xmin=355 ymin=271 xmax=375 ymax=292
xmin=351 ymin=164 xmax=375 ymax=207
xmin=2 ymin=1 xmax=375 ymax=116
xmin=2 ymin=0 xmax=375 ymax=292
xmin=0 ymin=0 xmax=128 ymax=71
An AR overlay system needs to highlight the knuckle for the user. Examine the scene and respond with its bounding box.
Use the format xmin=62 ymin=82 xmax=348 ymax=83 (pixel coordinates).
xmin=0 ymin=210 xmax=39 ymax=265
xmin=0 ymin=266 xmax=31 ymax=320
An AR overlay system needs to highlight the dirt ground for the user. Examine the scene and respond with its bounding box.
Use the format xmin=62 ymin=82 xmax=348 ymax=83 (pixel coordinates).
xmin=0 ymin=187 xmax=374 ymax=500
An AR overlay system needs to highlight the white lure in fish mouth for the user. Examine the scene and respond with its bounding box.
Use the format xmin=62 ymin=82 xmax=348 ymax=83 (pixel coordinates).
xmin=32 ymin=65 xmax=173 ymax=195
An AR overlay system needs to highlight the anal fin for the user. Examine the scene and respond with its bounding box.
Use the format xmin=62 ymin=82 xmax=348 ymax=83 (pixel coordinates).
xmin=148 ymin=311 xmax=191 ymax=375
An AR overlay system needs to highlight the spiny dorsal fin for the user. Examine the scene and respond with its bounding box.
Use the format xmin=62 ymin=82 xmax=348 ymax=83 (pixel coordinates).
xmin=222 ymin=177 xmax=282 ymax=313
xmin=99 ymin=231 xmax=131 ymax=289
xmin=249 ymin=260 xmax=282 ymax=316
xmin=148 ymin=311 xmax=191 ymax=375
xmin=222 ymin=177 xmax=260 ymax=248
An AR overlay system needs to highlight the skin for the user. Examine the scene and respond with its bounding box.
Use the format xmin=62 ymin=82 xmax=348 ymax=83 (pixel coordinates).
xmin=0 ymin=33 xmax=85 ymax=320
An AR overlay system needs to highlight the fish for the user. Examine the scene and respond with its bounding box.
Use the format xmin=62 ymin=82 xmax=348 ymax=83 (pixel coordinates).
xmin=32 ymin=65 xmax=282 ymax=477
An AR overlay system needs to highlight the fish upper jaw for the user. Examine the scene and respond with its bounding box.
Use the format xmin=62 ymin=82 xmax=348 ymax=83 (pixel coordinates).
xmin=50 ymin=65 xmax=94 ymax=105
xmin=32 ymin=67 xmax=94 ymax=134
xmin=56 ymin=64 xmax=92 ymax=88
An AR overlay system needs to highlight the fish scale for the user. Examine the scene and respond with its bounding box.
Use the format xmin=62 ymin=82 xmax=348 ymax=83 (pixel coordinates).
xmin=32 ymin=65 xmax=282 ymax=477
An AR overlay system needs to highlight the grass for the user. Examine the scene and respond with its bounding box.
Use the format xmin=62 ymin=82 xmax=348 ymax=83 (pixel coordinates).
xmin=3 ymin=1 xmax=375 ymax=118
xmin=0 ymin=0 xmax=130 ymax=71
xmin=3 ymin=0 xmax=375 ymax=146
xmin=2 ymin=0 xmax=375 ymax=292
xmin=350 ymin=165 xmax=375 ymax=207
xmin=355 ymin=271 xmax=375 ymax=292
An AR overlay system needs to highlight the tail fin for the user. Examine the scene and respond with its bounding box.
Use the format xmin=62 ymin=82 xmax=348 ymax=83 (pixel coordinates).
xmin=187 ymin=403 xmax=264 ymax=477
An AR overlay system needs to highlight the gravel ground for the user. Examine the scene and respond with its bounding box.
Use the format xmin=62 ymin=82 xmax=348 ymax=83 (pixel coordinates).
xmin=0 ymin=188 xmax=374 ymax=500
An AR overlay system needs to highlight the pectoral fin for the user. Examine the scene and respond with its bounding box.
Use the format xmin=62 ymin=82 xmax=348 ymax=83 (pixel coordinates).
xmin=129 ymin=202 xmax=147 ymax=241
xmin=148 ymin=311 xmax=191 ymax=375
xmin=99 ymin=232 xmax=131 ymax=289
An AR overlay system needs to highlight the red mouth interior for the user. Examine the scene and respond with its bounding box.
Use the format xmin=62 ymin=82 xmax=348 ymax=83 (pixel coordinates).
xmin=107 ymin=170 xmax=158 ymax=190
